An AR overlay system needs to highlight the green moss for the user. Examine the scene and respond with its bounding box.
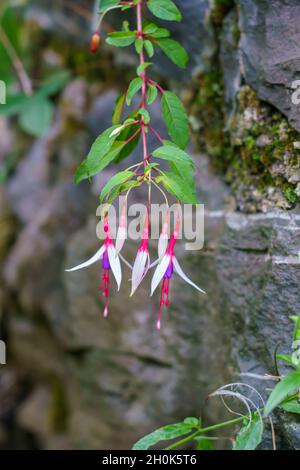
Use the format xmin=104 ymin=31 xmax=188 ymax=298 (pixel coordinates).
xmin=191 ymin=79 xmax=300 ymax=211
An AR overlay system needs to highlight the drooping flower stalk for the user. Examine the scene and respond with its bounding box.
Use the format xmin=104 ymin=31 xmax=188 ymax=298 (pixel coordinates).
xmin=68 ymin=1 xmax=203 ymax=328
xmin=152 ymin=214 xmax=205 ymax=330
xmin=66 ymin=216 xmax=122 ymax=318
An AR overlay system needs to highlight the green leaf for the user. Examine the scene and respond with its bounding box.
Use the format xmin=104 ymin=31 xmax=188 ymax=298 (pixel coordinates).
xmin=74 ymin=126 xmax=120 ymax=183
xmin=143 ymin=21 xmax=170 ymax=38
xmin=18 ymin=96 xmax=54 ymax=137
xmin=264 ymin=370 xmax=300 ymax=416
xmin=152 ymin=144 xmax=194 ymax=171
xmin=115 ymin=112 xmax=141 ymax=162
xmin=106 ymin=179 xmax=140 ymax=203
xmin=194 ymin=437 xmax=214 ymax=451
xmin=183 ymin=417 xmax=200 ymax=426
xmin=0 ymin=93 xmax=30 ymax=117
xmin=147 ymin=84 xmax=158 ymax=105
xmin=157 ymin=170 xmax=198 ymax=204
xmin=157 ymin=39 xmax=189 ymax=69
xmin=106 ymin=31 xmax=136 ymax=47
xmin=126 ymin=77 xmax=143 ymax=105
xmin=279 ymin=399 xmax=300 ymax=414
xmin=161 ymin=91 xmax=189 ymax=149
xmin=276 ymin=354 xmax=294 ymax=366
xmin=100 ymin=170 xmax=134 ymax=202
xmin=132 ymin=421 xmax=197 ymax=450
xmin=37 ymin=70 xmax=70 ymax=97
xmin=138 ymin=108 xmax=150 ymax=124
xmin=144 ymin=40 xmax=154 ymax=58
xmin=147 ymin=0 xmax=182 ymax=22
xmin=99 ymin=0 xmax=120 ymax=13
xmin=233 ymin=413 xmax=263 ymax=451
xmin=112 ymin=94 xmax=126 ymax=125
xmin=135 ymin=38 xmax=144 ymax=54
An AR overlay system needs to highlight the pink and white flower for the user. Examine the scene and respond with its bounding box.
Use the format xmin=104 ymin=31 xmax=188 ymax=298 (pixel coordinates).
xmin=151 ymin=224 xmax=205 ymax=330
xmin=130 ymin=214 xmax=150 ymax=296
xmin=66 ymin=219 xmax=121 ymax=318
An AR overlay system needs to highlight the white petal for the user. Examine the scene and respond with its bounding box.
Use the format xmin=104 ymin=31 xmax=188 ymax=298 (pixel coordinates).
xmin=131 ymin=250 xmax=148 ymax=296
xmin=116 ymin=226 xmax=127 ymax=254
xmin=107 ymin=245 xmax=122 ymax=290
xmin=150 ymin=254 xmax=171 ymax=296
xmin=65 ymin=245 xmax=105 ymax=272
xmin=158 ymin=233 xmax=168 ymax=259
xmin=173 ymin=257 xmax=206 ymax=294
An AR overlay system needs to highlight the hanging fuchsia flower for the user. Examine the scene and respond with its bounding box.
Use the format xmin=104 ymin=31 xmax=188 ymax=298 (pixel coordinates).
xmin=66 ymin=218 xmax=121 ymax=318
xmin=151 ymin=222 xmax=206 ymax=330
xmin=131 ymin=214 xmax=150 ymax=296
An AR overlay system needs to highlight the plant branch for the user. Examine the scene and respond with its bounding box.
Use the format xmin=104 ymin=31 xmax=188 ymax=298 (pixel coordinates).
xmin=0 ymin=26 xmax=32 ymax=96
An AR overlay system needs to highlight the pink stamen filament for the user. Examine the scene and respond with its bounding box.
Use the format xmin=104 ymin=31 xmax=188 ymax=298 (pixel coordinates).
xmin=157 ymin=278 xmax=171 ymax=330
xmin=100 ymin=269 xmax=110 ymax=318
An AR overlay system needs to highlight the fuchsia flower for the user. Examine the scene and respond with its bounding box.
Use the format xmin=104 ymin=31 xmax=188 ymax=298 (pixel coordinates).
xmin=66 ymin=218 xmax=121 ymax=318
xmin=130 ymin=214 xmax=150 ymax=296
xmin=151 ymin=219 xmax=206 ymax=330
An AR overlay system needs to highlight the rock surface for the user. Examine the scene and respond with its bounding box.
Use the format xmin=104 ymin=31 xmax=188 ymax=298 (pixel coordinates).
xmin=0 ymin=0 xmax=300 ymax=451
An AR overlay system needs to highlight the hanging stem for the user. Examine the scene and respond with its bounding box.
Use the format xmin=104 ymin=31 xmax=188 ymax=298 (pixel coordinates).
xmin=0 ymin=26 xmax=32 ymax=96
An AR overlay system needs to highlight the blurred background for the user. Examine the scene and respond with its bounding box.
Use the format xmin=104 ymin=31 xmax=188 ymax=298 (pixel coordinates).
xmin=0 ymin=0 xmax=299 ymax=450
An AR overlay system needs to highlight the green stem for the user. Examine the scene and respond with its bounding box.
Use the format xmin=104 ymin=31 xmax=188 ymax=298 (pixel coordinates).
xmin=164 ymin=415 xmax=246 ymax=450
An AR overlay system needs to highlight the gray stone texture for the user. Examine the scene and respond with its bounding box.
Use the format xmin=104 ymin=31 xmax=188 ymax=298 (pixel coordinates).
xmin=0 ymin=0 xmax=299 ymax=451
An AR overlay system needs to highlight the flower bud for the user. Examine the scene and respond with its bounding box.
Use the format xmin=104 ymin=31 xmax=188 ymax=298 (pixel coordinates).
xmin=90 ymin=32 xmax=100 ymax=54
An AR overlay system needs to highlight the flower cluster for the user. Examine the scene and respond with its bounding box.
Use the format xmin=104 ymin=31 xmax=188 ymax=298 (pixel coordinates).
xmin=66 ymin=212 xmax=205 ymax=330
xmin=67 ymin=0 xmax=206 ymax=329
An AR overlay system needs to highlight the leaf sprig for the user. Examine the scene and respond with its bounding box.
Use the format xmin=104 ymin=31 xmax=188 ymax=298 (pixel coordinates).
xmin=74 ymin=0 xmax=198 ymax=207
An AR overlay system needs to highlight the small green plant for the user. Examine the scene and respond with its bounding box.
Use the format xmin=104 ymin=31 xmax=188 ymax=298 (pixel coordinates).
xmin=132 ymin=316 xmax=300 ymax=450
xmin=0 ymin=1 xmax=69 ymax=137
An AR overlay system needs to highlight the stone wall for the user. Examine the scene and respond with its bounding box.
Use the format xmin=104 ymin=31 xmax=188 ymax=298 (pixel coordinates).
xmin=0 ymin=0 xmax=299 ymax=450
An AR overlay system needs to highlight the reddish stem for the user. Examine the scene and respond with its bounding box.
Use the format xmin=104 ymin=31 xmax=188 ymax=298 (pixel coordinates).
xmin=149 ymin=126 xmax=164 ymax=144
xmin=147 ymin=78 xmax=164 ymax=95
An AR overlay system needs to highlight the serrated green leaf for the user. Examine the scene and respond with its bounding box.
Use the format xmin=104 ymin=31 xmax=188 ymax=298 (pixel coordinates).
xmin=157 ymin=39 xmax=189 ymax=69
xmin=143 ymin=21 xmax=170 ymax=38
xmin=161 ymin=91 xmax=189 ymax=149
xmin=157 ymin=170 xmax=198 ymax=204
xmin=233 ymin=413 xmax=263 ymax=451
xmin=106 ymin=179 xmax=141 ymax=203
xmin=100 ymin=170 xmax=134 ymax=202
xmin=147 ymin=84 xmax=158 ymax=105
xmin=115 ymin=116 xmax=141 ymax=162
xmin=152 ymin=144 xmax=194 ymax=170
xmin=106 ymin=31 xmax=136 ymax=47
xmin=112 ymin=94 xmax=126 ymax=125
xmin=135 ymin=38 xmax=144 ymax=54
xmin=264 ymin=370 xmax=300 ymax=416
xmin=74 ymin=126 xmax=120 ymax=183
xmin=19 ymin=96 xmax=53 ymax=137
xmin=279 ymin=399 xmax=300 ymax=414
xmin=126 ymin=77 xmax=143 ymax=106
xmin=147 ymin=0 xmax=182 ymax=22
xmin=144 ymin=39 xmax=154 ymax=58
xmin=132 ymin=421 xmax=196 ymax=450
